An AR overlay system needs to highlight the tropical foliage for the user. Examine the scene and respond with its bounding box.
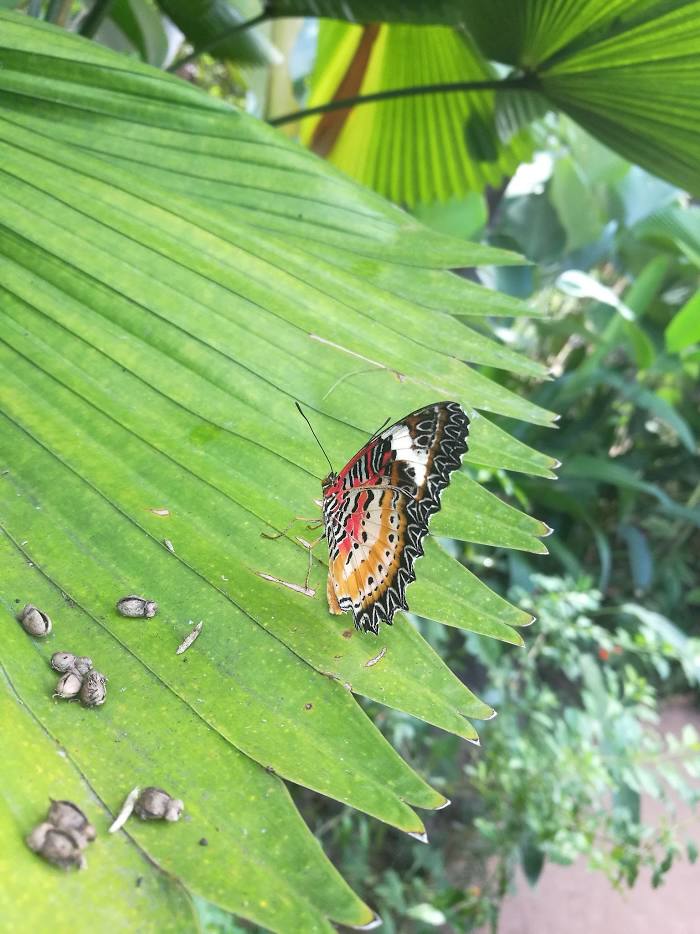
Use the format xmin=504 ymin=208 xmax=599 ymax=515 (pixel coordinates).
xmin=481 ymin=119 xmax=700 ymax=632
xmin=2 ymin=3 xmax=698 ymax=932
xmin=294 ymin=0 xmax=700 ymax=203
xmin=297 ymin=576 xmax=700 ymax=934
xmin=298 ymin=22 xmax=533 ymax=205
xmin=339 ymin=117 xmax=700 ymax=932
xmin=0 ymin=10 xmax=554 ymax=932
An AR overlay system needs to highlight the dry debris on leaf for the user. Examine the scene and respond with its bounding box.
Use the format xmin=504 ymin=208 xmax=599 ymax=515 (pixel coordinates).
xmin=48 ymin=651 xmax=106 ymax=707
xmin=17 ymin=603 xmax=52 ymax=637
xmin=26 ymin=800 xmax=96 ymax=871
xmin=109 ymin=786 xmax=184 ymax=833
xmin=176 ymin=621 xmax=203 ymax=655
xmin=116 ymin=595 xmax=158 ymax=618
xmin=364 ymin=647 xmax=387 ymax=668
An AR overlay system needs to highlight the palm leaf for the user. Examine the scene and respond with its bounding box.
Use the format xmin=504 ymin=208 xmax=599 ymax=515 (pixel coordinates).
xmin=434 ymin=0 xmax=700 ymax=196
xmin=0 ymin=11 xmax=555 ymax=931
xmin=299 ymin=22 xmax=533 ymax=205
xmin=534 ymin=2 xmax=700 ymax=196
xmin=292 ymin=0 xmax=699 ymax=201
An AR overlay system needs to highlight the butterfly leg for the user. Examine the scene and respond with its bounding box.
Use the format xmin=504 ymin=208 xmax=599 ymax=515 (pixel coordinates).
xmin=296 ymin=533 xmax=324 ymax=592
xmin=261 ymin=516 xmax=321 ymax=540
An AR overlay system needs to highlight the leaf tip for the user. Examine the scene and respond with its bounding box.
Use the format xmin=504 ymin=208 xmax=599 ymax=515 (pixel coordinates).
xmin=407 ymin=829 xmax=429 ymax=844
xmin=352 ymin=913 xmax=383 ymax=931
xmin=434 ymin=797 xmax=451 ymax=811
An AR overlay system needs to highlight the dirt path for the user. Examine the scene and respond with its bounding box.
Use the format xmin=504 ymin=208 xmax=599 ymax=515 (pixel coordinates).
xmin=495 ymin=700 xmax=700 ymax=934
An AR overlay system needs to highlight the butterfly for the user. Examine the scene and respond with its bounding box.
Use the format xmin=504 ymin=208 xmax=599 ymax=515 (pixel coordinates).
xmin=321 ymin=401 xmax=469 ymax=634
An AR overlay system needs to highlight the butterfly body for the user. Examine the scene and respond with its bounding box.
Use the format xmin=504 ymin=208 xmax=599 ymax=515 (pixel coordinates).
xmin=322 ymin=401 xmax=469 ymax=634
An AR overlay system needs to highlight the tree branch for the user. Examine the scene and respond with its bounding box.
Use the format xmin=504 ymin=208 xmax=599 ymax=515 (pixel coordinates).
xmin=268 ymin=76 xmax=530 ymax=127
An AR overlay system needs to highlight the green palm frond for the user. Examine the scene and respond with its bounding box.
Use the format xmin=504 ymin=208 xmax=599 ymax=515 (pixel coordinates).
xmin=529 ymin=2 xmax=700 ymax=195
xmin=445 ymin=0 xmax=700 ymax=195
xmin=0 ymin=11 xmax=555 ymax=931
xmin=299 ymin=22 xmax=533 ymax=206
xmin=293 ymin=0 xmax=699 ymax=201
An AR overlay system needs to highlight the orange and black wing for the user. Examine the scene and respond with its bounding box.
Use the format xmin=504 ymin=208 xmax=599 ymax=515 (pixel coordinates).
xmin=323 ymin=401 xmax=469 ymax=633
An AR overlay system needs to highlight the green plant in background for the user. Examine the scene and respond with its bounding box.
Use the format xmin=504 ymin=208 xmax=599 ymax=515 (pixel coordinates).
xmin=286 ymin=0 xmax=700 ymax=203
xmin=294 ymin=577 xmax=700 ymax=934
xmin=470 ymin=577 xmax=700 ymax=896
xmin=473 ymin=118 xmax=700 ymax=634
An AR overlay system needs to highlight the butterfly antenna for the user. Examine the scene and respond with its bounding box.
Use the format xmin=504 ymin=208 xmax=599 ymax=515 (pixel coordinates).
xmin=295 ymin=402 xmax=335 ymax=474
xmin=369 ymin=415 xmax=391 ymax=441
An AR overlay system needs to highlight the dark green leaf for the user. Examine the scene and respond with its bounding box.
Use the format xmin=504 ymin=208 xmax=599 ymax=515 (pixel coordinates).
xmin=614 ymin=783 xmax=641 ymax=823
xmin=599 ymin=373 xmax=696 ymax=454
xmin=564 ymin=457 xmax=700 ymax=527
xmin=462 ymin=0 xmax=700 ymax=195
xmin=157 ymin=0 xmax=280 ymax=65
xmin=494 ymin=193 xmax=566 ymax=264
xmin=265 ymin=0 xmax=466 ymax=24
xmin=635 ymin=204 xmax=700 ymax=265
xmin=618 ymin=524 xmax=653 ymax=594
xmin=109 ymin=0 xmax=170 ymax=66
xmin=520 ymin=839 xmax=545 ymax=886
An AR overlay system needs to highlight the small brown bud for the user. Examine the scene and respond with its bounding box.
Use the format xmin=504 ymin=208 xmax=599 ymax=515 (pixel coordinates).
xmin=134 ymin=787 xmax=184 ymax=822
xmin=80 ymin=670 xmax=107 ymax=707
xmin=73 ymin=656 xmax=93 ymax=676
xmin=116 ymin=595 xmax=158 ymax=618
xmin=18 ymin=604 xmax=52 ymax=637
xmin=54 ymin=672 xmax=83 ymax=699
xmin=26 ymin=823 xmax=86 ymax=870
xmin=51 ymin=652 xmax=76 ymax=673
xmin=47 ymin=800 xmax=96 ymax=842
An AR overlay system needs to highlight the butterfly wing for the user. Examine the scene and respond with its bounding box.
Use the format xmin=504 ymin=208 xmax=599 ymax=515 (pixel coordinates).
xmin=324 ymin=401 xmax=469 ymax=633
